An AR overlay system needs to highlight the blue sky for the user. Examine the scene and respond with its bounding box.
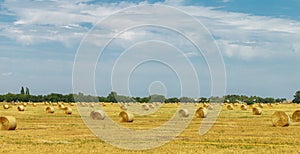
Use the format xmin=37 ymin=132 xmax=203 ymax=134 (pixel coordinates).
xmin=0 ymin=0 xmax=300 ymax=99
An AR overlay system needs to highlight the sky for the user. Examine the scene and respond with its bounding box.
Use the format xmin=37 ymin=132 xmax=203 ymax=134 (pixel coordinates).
xmin=0 ymin=0 xmax=300 ymax=99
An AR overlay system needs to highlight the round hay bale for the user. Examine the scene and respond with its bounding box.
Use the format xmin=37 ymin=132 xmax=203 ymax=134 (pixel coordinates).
xmin=119 ymin=111 xmax=134 ymax=122
xmin=292 ymin=110 xmax=300 ymax=122
xmin=89 ymin=103 xmax=95 ymax=108
xmin=22 ymin=103 xmax=27 ymax=107
xmin=194 ymin=103 xmax=198 ymax=106
xmin=252 ymin=107 xmax=262 ymax=115
xmin=90 ymin=110 xmax=106 ymax=120
xmin=101 ymin=102 xmax=106 ymax=107
xmin=241 ymin=104 xmax=248 ymax=110
xmin=207 ymin=104 xmax=214 ymax=110
xmin=32 ymin=103 xmax=37 ymax=107
xmin=178 ymin=109 xmax=189 ymax=117
xmin=64 ymin=107 xmax=72 ymax=115
xmin=0 ymin=116 xmax=17 ymax=130
xmin=272 ymin=111 xmax=290 ymax=127
xmin=142 ymin=104 xmax=149 ymax=111
xmin=120 ymin=105 xmax=127 ymax=110
xmin=203 ymin=103 xmax=209 ymax=108
xmin=45 ymin=106 xmax=55 ymax=113
xmin=227 ymin=104 xmax=234 ymax=110
xmin=258 ymin=103 xmax=264 ymax=108
xmin=58 ymin=104 xmax=66 ymax=110
xmin=17 ymin=105 xmax=25 ymax=111
xmin=69 ymin=103 xmax=75 ymax=106
xmin=3 ymin=104 xmax=10 ymax=109
xmin=149 ymin=104 xmax=155 ymax=109
xmin=196 ymin=107 xmax=208 ymax=118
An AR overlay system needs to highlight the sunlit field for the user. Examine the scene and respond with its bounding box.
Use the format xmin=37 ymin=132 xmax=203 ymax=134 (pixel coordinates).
xmin=1 ymin=102 xmax=300 ymax=154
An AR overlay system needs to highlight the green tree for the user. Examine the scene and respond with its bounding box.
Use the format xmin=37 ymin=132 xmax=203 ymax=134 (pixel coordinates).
xmin=107 ymin=91 xmax=118 ymax=103
xmin=20 ymin=86 xmax=25 ymax=95
xmin=292 ymin=91 xmax=300 ymax=103
xmin=25 ymin=87 xmax=30 ymax=95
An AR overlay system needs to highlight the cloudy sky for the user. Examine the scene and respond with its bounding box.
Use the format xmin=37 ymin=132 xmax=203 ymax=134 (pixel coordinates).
xmin=0 ymin=0 xmax=300 ymax=99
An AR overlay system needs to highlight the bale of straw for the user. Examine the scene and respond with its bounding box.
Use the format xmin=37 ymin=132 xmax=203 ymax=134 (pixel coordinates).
xmin=58 ymin=104 xmax=66 ymax=110
xmin=241 ymin=104 xmax=248 ymax=110
xmin=32 ymin=103 xmax=37 ymax=107
xmin=3 ymin=104 xmax=9 ymax=109
xmin=119 ymin=111 xmax=134 ymax=122
xmin=258 ymin=103 xmax=264 ymax=108
xmin=272 ymin=111 xmax=290 ymax=127
xmin=227 ymin=104 xmax=234 ymax=110
xmin=70 ymin=103 xmax=75 ymax=106
xmin=207 ymin=104 xmax=214 ymax=110
xmin=149 ymin=104 xmax=155 ymax=109
xmin=17 ymin=105 xmax=25 ymax=111
xmin=45 ymin=106 xmax=55 ymax=113
xmin=178 ymin=109 xmax=189 ymax=117
xmin=0 ymin=116 xmax=17 ymax=130
xmin=89 ymin=103 xmax=95 ymax=108
xmin=292 ymin=110 xmax=300 ymax=122
xmin=64 ymin=107 xmax=72 ymax=115
xmin=22 ymin=103 xmax=27 ymax=107
xmin=120 ymin=105 xmax=127 ymax=111
xmin=196 ymin=107 xmax=207 ymax=118
xmin=101 ymin=102 xmax=106 ymax=107
xmin=90 ymin=110 xmax=106 ymax=120
xmin=203 ymin=103 xmax=209 ymax=108
xmin=252 ymin=107 xmax=262 ymax=115
xmin=194 ymin=103 xmax=198 ymax=106
xmin=142 ymin=104 xmax=149 ymax=111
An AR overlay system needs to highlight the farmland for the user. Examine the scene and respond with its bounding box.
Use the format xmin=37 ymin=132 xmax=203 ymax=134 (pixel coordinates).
xmin=1 ymin=102 xmax=300 ymax=154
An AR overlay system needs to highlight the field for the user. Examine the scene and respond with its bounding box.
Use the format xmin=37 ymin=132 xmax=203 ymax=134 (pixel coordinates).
xmin=1 ymin=102 xmax=300 ymax=154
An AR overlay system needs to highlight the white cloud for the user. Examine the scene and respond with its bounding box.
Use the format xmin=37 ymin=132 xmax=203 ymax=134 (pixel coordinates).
xmin=1 ymin=72 xmax=13 ymax=77
xmin=1 ymin=0 xmax=300 ymax=60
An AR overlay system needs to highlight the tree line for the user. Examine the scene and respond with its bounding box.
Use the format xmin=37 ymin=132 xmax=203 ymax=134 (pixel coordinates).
xmin=0 ymin=87 xmax=298 ymax=104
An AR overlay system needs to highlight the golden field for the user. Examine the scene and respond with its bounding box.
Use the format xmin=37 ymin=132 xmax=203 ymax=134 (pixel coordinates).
xmin=1 ymin=102 xmax=300 ymax=154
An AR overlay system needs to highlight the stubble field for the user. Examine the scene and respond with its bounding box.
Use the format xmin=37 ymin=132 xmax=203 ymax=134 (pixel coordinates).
xmin=1 ymin=102 xmax=300 ymax=154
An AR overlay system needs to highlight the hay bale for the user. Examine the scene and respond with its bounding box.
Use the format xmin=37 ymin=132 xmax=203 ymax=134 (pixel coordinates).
xmin=149 ymin=104 xmax=155 ymax=109
xmin=0 ymin=116 xmax=17 ymax=130
xmin=196 ymin=107 xmax=207 ymax=118
xmin=17 ymin=105 xmax=25 ymax=111
xmin=292 ymin=110 xmax=300 ymax=122
xmin=64 ymin=107 xmax=72 ymax=114
xmin=241 ymin=104 xmax=248 ymax=110
xmin=227 ymin=104 xmax=234 ymax=110
xmin=89 ymin=103 xmax=95 ymax=108
xmin=90 ymin=110 xmax=106 ymax=120
xmin=45 ymin=106 xmax=55 ymax=113
xmin=58 ymin=104 xmax=66 ymax=110
xmin=3 ymin=104 xmax=10 ymax=109
xmin=203 ymin=103 xmax=209 ymax=108
xmin=258 ymin=103 xmax=264 ymax=108
xmin=252 ymin=107 xmax=262 ymax=115
xmin=272 ymin=111 xmax=290 ymax=127
xmin=119 ymin=111 xmax=134 ymax=122
xmin=178 ymin=109 xmax=189 ymax=117
xmin=142 ymin=104 xmax=149 ymax=111
xmin=22 ymin=103 xmax=27 ymax=107
xmin=207 ymin=104 xmax=214 ymax=110
xmin=32 ymin=103 xmax=37 ymax=107
xmin=120 ymin=105 xmax=127 ymax=111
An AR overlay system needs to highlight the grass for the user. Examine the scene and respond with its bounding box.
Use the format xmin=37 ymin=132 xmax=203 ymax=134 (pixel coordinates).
xmin=1 ymin=102 xmax=300 ymax=153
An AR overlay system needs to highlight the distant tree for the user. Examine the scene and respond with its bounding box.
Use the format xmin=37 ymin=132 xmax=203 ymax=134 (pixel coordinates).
xmin=25 ymin=87 xmax=30 ymax=95
xmin=165 ymin=97 xmax=179 ymax=103
xmin=20 ymin=87 xmax=25 ymax=95
xmin=263 ymin=97 xmax=275 ymax=103
xmin=149 ymin=94 xmax=165 ymax=103
xmin=292 ymin=91 xmax=300 ymax=103
xmin=107 ymin=91 xmax=117 ymax=103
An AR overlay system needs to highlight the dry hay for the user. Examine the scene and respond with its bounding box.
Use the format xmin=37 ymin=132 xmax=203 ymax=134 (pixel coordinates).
xmin=142 ymin=104 xmax=149 ymax=111
xmin=227 ymin=104 xmax=234 ymax=110
xmin=203 ymin=103 xmax=209 ymax=108
xmin=0 ymin=116 xmax=17 ymax=130
xmin=89 ymin=103 xmax=95 ymax=108
xmin=69 ymin=103 xmax=75 ymax=106
xmin=17 ymin=105 xmax=25 ymax=111
xmin=119 ymin=111 xmax=134 ymax=122
xmin=101 ymin=102 xmax=106 ymax=107
xmin=22 ymin=103 xmax=27 ymax=107
xmin=178 ymin=109 xmax=189 ymax=117
xmin=194 ymin=103 xmax=198 ymax=106
xmin=240 ymin=104 xmax=248 ymax=110
xmin=32 ymin=103 xmax=37 ymax=107
xmin=45 ymin=106 xmax=55 ymax=113
xmin=149 ymin=104 xmax=155 ymax=109
xmin=207 ymin=104 xmax=214 ymax=110
xmin=267 ymin=103 xmax=273 ymax=107
xmin=272 ymin=111 xmax=290 ymax=127
xmin=252 ymin=107 xmax=262 ymax=115
xmin=3 ymin=104 xmax=10 ymax=109
xmin=120 ymin=105 xmax=127 ymax=111
xmin=196 ymin=107 xmax=208 ymax=118
xmin=292 ymin=110 xmax=300 ymax=122
xmin=258 ymin=103 xmax=264 ymax=108
xmin=90 ymin=110 xmax=106 ymax=120
xmin=64 ymin=107 xmax=72 ymax=114
xmin=58 ymin=104 xmax=66 ymax=110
